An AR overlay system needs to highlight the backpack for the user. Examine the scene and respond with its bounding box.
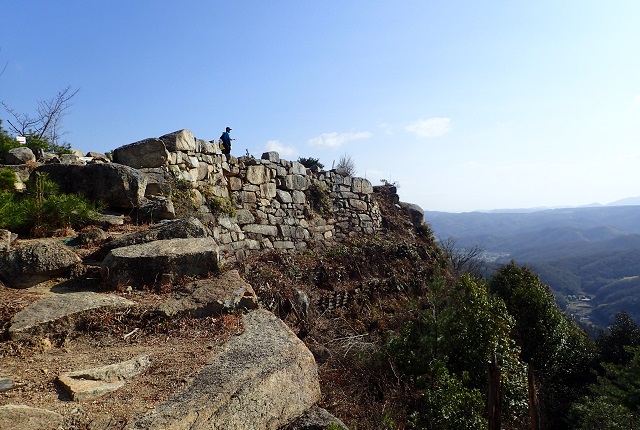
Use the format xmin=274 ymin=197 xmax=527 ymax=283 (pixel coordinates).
xmin=219 ymin=133 xmax=226 ymax=151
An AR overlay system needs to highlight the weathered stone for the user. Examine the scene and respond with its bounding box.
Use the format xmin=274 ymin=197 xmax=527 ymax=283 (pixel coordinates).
xmin=160 ymin=129 xmax=197 ymax=152
xmin=260 ymin=182 xmax=277 ymax=199
xmin=0 ymin=241 xmax=81 ymax=289
xmin=134 ymin=310 xmax=320 ymax=430
xmin=86 ymin=151 xmax=110 ymax=161
xmin=261 ymin=151 xmax=280 ymax=163
xmin=228 ymin=176 xmax=242 ymax=190
xmin=8 ymin=292 xmax=135 ymax=340
xmin=0 ymin=405 xmax=63 ymax=430
xmin=57 ymin=355 xmax=151 ymax=401
xmin=242 ymin=224 xmax=278 ymax=236
xmin=158 ymin=270 xmax=258 ymax=318
xmin=113 ymin=137 xmax=169 ymax=168
xmin=292 ymin=190 xmax=306 ymax=204
xmin=276 ymin=189 xmax=293 ymax=203
xmin=290 ymin=161 xmax=307 ymax=175
xmin=0 ymin=378 xmax=13 ymax=392
xmin=246 ymin=164 xmax=271 ymax=185
xmin=136 ymin=196 xmax=176 ymax=221
xmin=400 ymin=201 xmax=426 ymax=226
xmin=235 ymin=209 xmax=255 ymax=225
xmin=283 ymin=174 xmax=309 ymax=191
xmin=4 ymin=147 xmax=35 ymax=165
xmin=36 ymin=163 xmax=148 ymax=209
xmin=101 ymin=237 xmax=219 ymax=289
xmin=282 ymin=406 xmax=348 ymax=430
xmin=103 ymin=217 xmax=209 ymax=252
xmin=348 ymin=199 xmax=368 ymax=211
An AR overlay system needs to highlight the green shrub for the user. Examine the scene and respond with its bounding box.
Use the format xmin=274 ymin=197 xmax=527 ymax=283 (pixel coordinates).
xmin=0 ymin=169 xmax=17 ymax=191
xmin=307 ymin=181 xmax=332 ymax=216
xmin=0 ymin=172 xmax=100 ymax=236
xmin=208 ymin=196 xmax=237 ymax=216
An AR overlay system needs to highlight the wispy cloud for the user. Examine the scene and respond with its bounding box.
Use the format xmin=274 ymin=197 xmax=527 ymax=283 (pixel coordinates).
xmin=264 ymin=140 xmax=297 ymax=158
xmin=307 ymin=131 xmax=372 ymax=148
xmin=405 ymin=117 xmax=452 ymax=138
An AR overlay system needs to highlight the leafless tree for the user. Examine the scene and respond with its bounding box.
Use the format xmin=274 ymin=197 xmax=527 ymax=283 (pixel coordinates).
xmin=335 ymin=153 xmax=356 ymax=176
xmin=439 ymin=236 xmax=486 ymax=278
xmin=2 ymin=85 xmax=79 ymax=145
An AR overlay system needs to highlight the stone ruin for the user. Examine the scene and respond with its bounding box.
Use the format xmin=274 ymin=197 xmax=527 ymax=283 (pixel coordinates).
xmin=2 ymin=129 xmax=383 ymax=262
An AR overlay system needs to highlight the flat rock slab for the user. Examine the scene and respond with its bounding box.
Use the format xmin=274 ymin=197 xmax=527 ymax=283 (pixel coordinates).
xmin=0 ymin=404 xmax=63 ymax=430
xmin=9 ymin=292 xmax=135 ymax=341
xmin=101 ymin=237 xmax=219 ymax=289
xmin=134 ymin=309 xmax=320 ymax=430
xmin=158 ymin=270 xmax=258 ymax=318
xmin=0 ymin=378 xmax=13 ymax=392
xmin=0 ymin=240 xmax=81 ymax=289
xmin=57 ymin=355 xmax=150 ymax=401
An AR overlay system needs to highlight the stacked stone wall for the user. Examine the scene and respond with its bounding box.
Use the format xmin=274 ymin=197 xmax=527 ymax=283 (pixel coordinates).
xmin=113 ymin=129 xmax=382 ymax=261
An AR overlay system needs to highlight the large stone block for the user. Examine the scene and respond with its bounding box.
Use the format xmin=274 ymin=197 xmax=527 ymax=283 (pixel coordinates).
xmin=113 ymin=138 xmax=169 ymax=168
xmin=283 ymin=174 xmax=309 ymax=191
xmin=160 ymin=129 xmax=197 ymax=152
xmin=134 ymin=310 xmax=320 ymax=430
xmin=101 ymin=237 xmax=219 ymax=289
xmin=36 ymin=163 xmax=148 ymax=209
xmin=243 ymin=224 xmax=278 ymax=236
xmin=246 ymin=164 xmax=272 ymax=185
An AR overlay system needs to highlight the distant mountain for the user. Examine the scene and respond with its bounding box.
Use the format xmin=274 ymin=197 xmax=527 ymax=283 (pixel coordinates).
xmin=607 ymin=196 xmax=640 ymax=206
xmin=425 ymin=205 xmax=640 ymax=329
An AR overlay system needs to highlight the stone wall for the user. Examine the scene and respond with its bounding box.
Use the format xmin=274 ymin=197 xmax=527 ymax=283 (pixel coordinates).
xmin=113 ymin=129 xmax=382 ymax=261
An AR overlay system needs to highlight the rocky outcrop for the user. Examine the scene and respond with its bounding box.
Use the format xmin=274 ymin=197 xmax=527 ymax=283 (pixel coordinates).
xmin=35 ymin=163 xmax=148 ymax=209
xmin=135 ymin=309 xmax=321 ymax=430
xmin=8 ymin=292 xmax=136 ymax=341
xmin=158 ymin=269 xmax=258 ymax=318
xmin=100 ymin=237 xmax=219 ymax=289
xmin=57 ymin=355 xmax=151 ymax=401
xmin=0 ymin=240 xmax=81 ymax=288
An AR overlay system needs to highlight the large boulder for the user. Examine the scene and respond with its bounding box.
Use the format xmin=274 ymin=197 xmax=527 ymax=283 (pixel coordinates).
xmin=4 ymin=147 xmax=35 ymax=165
xmin=134 ymin=309 xmax=321 ymax=430
xmin=100 ymin=237 xmax=219 ymax=289
xmin=160 ymin=129 xmax=197 ymax=152
xmin=400 ymin=201 xmax=426 ymax=226
xmin=0 ymin=240 xmax=81 ymax=288
xmin=112 ymin=138 xmax=169 ymax=168
xmin=157 ymin=270 xmax=258 ymax=318
xmin=8 ymin=291 xmax=136 ymax=340
xmin=35 ymin=163 xmax=148 ymax=209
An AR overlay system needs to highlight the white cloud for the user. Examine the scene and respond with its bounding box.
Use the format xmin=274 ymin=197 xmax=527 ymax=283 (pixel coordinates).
xmin=307 ymin=131 xmax=372 ymax=148
xmin=378 ymin=122 xmax=394 ymax=136
xmin=405 ymin=117 xmax=452 ymax=138
xmin=264 ymin=140 xmax=297 ymax=158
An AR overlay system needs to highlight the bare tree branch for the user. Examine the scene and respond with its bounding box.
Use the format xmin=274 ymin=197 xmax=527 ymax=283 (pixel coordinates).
xmin=1 ymin=85 xmax=79 ymax=145
xmin=439 ymin=236 xmax=486 ymax=278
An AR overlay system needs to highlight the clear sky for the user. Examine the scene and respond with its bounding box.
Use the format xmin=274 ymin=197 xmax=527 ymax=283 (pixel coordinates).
xmin=1 ymin=1 xmax=639 ymax=212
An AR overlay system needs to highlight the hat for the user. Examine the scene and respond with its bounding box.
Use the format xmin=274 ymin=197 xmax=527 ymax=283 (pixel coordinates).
xmin=226 ymin=127 xmax=232 ymax=131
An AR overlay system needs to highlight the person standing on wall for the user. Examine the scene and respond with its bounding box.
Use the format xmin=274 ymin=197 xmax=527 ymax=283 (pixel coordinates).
xmin=220 ymin=126 xmax=235 ymax=161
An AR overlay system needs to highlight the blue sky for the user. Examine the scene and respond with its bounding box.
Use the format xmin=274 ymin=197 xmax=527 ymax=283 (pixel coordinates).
xmin=1 ymin=1 xmax=639 ymax=212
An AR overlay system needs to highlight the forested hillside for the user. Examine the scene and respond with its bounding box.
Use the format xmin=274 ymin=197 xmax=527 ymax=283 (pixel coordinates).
xmin=426 ymin=205 xmax=640 ymax=329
